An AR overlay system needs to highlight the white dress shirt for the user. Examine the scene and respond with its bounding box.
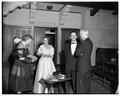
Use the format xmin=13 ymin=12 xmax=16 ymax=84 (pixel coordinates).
xmin=71 ymin=41 xmax=77 ymax=55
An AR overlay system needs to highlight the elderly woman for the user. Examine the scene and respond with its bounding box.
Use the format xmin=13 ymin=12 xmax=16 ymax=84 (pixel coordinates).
xmin=9 ymin=34 xmax=34 ymax=93
xmin=8 ymin=37 xmax=22 ymax=74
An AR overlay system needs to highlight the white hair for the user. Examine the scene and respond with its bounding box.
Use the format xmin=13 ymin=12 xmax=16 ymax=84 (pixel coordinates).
xmin=80 ymin=29 xmax=89 ymax=35
xmin=80 ymin=29 xmax=89 ymax=40
xmin=14 ymin=38 xmax=22 ymax=44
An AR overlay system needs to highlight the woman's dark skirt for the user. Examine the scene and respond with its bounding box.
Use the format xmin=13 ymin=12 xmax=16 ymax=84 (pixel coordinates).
xmin=9 ymin=59 xmax=33 ymax=92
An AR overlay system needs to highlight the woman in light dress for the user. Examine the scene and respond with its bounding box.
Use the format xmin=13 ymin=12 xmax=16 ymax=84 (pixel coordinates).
xmin=33 ymin=36 xmax=56 ymax=93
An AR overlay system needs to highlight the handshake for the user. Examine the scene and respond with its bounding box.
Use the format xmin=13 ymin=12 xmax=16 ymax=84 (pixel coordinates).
xmin=27 ymin=55 xmax=38 ymax=62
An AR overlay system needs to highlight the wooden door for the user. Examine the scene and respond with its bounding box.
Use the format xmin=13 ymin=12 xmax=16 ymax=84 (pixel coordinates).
xmin=34 ymin=27 xmax=46 ymax=53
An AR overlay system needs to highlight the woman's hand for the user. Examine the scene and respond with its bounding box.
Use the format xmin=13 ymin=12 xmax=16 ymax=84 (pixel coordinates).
xmin=27 ymin=55 xmax=38 ymax=62
xmin=31 ymin=56 xmax=38 ymax=62
xmin=27 ymin=55 xmax=32 ymax=58
xmin=19 ymin=57 xmax=25 ymax=60
xmin=18 ymin=50 xmax=23 ymax=54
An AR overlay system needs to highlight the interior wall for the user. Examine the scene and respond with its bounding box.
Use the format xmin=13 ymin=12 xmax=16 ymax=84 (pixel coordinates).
xmin=4 ymin=9 xmax=30 ymax=26
xmin=60 ymin=13 xmax=82 ymax=29
xmin=84 ymin=10 xmax=118 ymax=66
xmin=35 ymin=10 xmax=59 ymax=27
xmin=3 ymin=5 xmax=118 ymax=66
xmin=4 ymin=9 xmax=59 ymax=27
xmin=85 ymin=10 xmax=118 ymax=48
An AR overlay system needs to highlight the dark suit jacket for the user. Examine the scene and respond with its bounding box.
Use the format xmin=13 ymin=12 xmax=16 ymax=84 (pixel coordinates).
xmin=64 ymin=39 xmax=80 ymax=71
xmin=75 ymin=38 xmax=93 ymax=74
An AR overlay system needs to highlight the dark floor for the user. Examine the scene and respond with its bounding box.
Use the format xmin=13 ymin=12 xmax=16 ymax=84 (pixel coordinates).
xmin=2 ymin=67 xmax=116 ymax=94
xmin=4 ymin=78 xmax=112 ymax=94
xmin=91 ymin=79 xmax=110 ymax=93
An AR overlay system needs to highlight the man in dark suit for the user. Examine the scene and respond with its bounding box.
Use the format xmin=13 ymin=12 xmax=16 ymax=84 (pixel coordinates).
xmin=64 ymin=31 xmax=80 ymax=93
xmin=75 ymin=29 xmax=93 ymax=93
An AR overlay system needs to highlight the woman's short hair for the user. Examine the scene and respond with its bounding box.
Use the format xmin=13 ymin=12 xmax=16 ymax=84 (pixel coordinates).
xmin=22 ymin=34 xmax=33 ymax=41
xmin=43 ymin=36 xmax=51 ymax=43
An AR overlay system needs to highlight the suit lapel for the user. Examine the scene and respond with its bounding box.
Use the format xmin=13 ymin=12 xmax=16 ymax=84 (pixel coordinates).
xmin=74 ymin=42 xmax=80 ymax=54
xmin=72 ymin=41 xmax=80 ymax=56
xmin=68 ymin=40 xmax=80 ymax=56
xmin=84 ymin=37 xmax=90 ymax=42
xmin=68 ymin=42 xmax=72 ymax=55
